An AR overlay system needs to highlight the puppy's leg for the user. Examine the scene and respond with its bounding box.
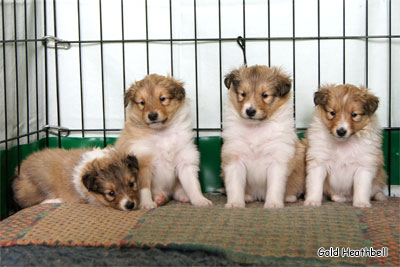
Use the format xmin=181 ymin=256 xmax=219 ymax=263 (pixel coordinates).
xmin=224 ymin=161 xmax=246 ymax=208
xmin=153 ymin=192 xmax=169 ymax=207
xmin=176 ymin=147 xmax=212 ymax=207
xmin=353 ymin=168 xmax=375 ymax=208
xmin=173 ymin=183 xmax=190 ymax=203
xmin=304 ymin=165 xmax=327 ymax=207
xmin=138 ymin=158 xmax=157 ymax=210
xmin=264 ymin=164 xmax=288 ymax=209
xmin=177 ymin=164 xmax=212 ymax=207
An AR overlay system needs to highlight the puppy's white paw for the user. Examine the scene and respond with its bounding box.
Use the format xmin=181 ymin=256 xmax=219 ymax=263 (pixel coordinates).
xmin=140 ymin=200 xmax=157 ymax=210
xmin=245 ymin=194 xmax=255 ymax=203
xmin=191 ymin=196 xmax=212 ymax=207
xmin=331 ymin=194 xmax=347 ymax=203
xmin=264 ymin=201 xmax=284 ymax=209
xmin=353 ymin=201 xmax=371 ymax=208
xmin=285 ymin=195 xmax=297 ymax=203
xmin=225 ymin=202 xmax=245 ymax=208
xmin=304 ymin=199 xmax=321 ymax=207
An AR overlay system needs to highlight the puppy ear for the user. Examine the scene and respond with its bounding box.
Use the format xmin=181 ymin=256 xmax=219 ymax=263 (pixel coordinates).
xmin=314 ymin=88 xmax=329 ymax=106
xmin=172 ymin=80 xmax=186 ymax=101
xmin=124 ymin=85 xmax=136 ymax=107
xmin=224 ymin=70 xmax=240 ymax=90
xmin=276 ymin=71 xmax=292 ymax=97
xmin=82 ymin=173 xmax=99 ymax=192
xmin=363 ymin=92 xmax=379 ymax=115
xmin=125 ymin=155 xmax=139 ymax=171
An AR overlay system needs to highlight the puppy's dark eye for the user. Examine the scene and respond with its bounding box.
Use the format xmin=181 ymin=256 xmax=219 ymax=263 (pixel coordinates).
xmin=240 ymin=92 xmax=246 ymax=97
xmin=160 ymin=96 xmax=166 ymax=102
xmin=262 ymin=92 xmax=269 ymax=98
xmin=129 ymin=182 xmax=134 ymax=188
xmin=330 ymin=111 xmax=336 ymax=116
xmin=109 ymin=191 xmax=115 ymax=196
xmin=351 ymin=112 xmax=357 ymax=118
xmin=139 ymin=100 xmax=145 ymax=105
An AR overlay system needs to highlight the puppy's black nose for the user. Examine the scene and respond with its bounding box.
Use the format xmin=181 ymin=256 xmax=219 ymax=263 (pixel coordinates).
xmin=125 ymin=201 xmax=135 ymax=210
xmin=246 ymin=108 xmax=256 ymax=117
xmin=148 ymin=112 xmax=158 ymax=121
xmin=336 ymin=128 xmax=347 ymax=137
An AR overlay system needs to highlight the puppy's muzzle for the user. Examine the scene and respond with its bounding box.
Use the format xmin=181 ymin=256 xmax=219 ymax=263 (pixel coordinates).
xmin=246 ymin=107 xmax=256 ymax=117
xmin=125 ymin=200 xmax=136 ymax=210
xmin=148 ymin=112 xmax=158 ymax=122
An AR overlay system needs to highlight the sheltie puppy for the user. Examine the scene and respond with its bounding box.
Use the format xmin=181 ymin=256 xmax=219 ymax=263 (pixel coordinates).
xmin=115 ymin=74 xmax=212 ymax=209
xmin=12 ymin=147 xmax=140 ymax=211
xmin=304 ymin=84 xmax=387 ymax=208
xmin=221 ymin=65 xmax=302 ymax=209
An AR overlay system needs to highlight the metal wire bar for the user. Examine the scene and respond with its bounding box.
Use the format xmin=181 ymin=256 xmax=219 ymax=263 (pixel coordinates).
xmin=24 ymin=0 xmax=30 ymax=143
xmin=34 ymin=0 xmax=39 ymax=141
xmin=44 ymin=0 xmax=49 ymax=147
xmin=121 ymin=0 xmax=127 ymax=121
xmin=292 ymin=0 xmax=296 ymax=123
xmin=145 ymin=0 xmax=149 ymax=75
xmin=53 ymin=0 xmax=62 ymax=148
xmin=317 ymin=0 xmax=320 ymax=88
xmin=194 ymin=0 xmax=199 ymax=142
xmin=98 ymin=0 xmax=107 ymax=148
xmin=218 ymin=0 xmax=223 ymax=130
xmin=366 ymin=0 xmax=369 ymax=87
xmin=77 ymin=0 xmax=85 ymax=137
xmin=169 ymin=0 xmax=174 ymax=76
xmin=342 ymin=0 xmax=346 ymax=84
xmin=13 ymin=0 xmax=21 ymax=173
xmin=388 ymin=0 xmax=392 ymax=196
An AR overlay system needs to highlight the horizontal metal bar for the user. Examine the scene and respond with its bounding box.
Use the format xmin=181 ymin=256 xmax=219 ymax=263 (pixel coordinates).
xmin=1 ymin=34 xmax=399 ymax=45
xmin=0 ymin=129 xmax=46 ymax=144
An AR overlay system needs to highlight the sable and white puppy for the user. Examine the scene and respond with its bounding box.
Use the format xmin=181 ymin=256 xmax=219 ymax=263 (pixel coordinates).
xmin=222 ymin=65 xmax=301 ymax=209
xmin=115 ymin=74 xmax=212 ymax=209
xmin=304 ymin=84 xmax=387 ymax=208
xmin=12 ymin=147 xmax=140 ymax=211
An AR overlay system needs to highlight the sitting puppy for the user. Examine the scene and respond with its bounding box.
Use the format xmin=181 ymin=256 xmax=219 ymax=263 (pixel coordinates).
xmin=115 ymin=74 xmax=212 ymax=209
xmin=13 ymin=147 xmax=140 ymax=211
xmin=222 ymin=65 xmax=301 ymax=209
xmin=304 ymin=84 xmax=387 ymax=208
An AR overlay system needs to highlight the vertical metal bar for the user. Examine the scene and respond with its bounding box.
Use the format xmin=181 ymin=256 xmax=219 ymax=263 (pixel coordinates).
xmin=292 ymin=0 xmax=296 ymax=124
xmin=218 ymin=0 xmax=223 ymax=129
xmin=53 ymin=0 xmax=61 ymax=148
xmin=99 ymin=0 xmax=107 ymax=147
xmin=34 ymin=0 xmax=39 ymax=141
xmin=77 ymin=0 xmax=85 ymax=137
xmin=2 ymin=0 xmax=9 ymax=216
xmin=194 ymin=0 xmax=199 ymax=142
xmin=267 ymin=0 xmax=271 ymax=67
xmin=242 ymin=0 xmax=246 ymax=63
xmin=169 ymin=0 xmax=174 ymax=76
xmin=342 ymin=0 xmax=345 ymax=83
xmin=317 ymin=0 xmax=320 ymax=88
xmin=121 ymin=0 xmax=127 ymax=121
xmin=44 ymin=0 xmax=49 ymax=147
xmin=145 ymin=0 xmax=149 ymax=75
xmin=13 ymin=0 xmax=21 ymax=172
xmin=365 ymin=0 xmax=368 ymax=87
xmin=388 ymin=0 xmax=392 ymax=196
xmin=24 ymin=0 xmax=30 ymax=143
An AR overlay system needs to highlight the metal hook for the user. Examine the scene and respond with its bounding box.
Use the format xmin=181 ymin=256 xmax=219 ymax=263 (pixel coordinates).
xmin=236 ymin=36 xmax=247 ymax=65
xmin=43 ymin=125 xmax=71 ymax=137
xmin=42 ymin=35 xmax=71 ymax=50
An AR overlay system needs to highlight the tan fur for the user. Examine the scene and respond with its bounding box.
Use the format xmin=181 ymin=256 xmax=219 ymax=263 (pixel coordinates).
xmin=285 ymin=138 xmax=307 ymax=202
xmin=314 ymin=84 xmax=379 ymax=138
xmin=225 ymin=65 xmax=292 ymax=121
xmin=12 ymin=148 xmax=140 ymax=210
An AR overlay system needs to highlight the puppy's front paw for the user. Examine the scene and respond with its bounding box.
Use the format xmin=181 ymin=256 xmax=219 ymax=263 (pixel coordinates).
xmin=285 ymin=195 xmax=298 ymax=203
xmin=245 ymin=194 xmax=255 ymax=203
xmin=304 ymin=199 xmax=321 ymax=207
xmin=331 ymin=194 xmax=347 ymax=203
xmin=264 ymin=201 xmax=284 ymax=209
xmin=225 ymin=202 xmax=245 ymax=208
xmin=191 ymin=196 xmax=212 ymax=207
xmin=353 ymin=201 xmax=371 ymax=208
xmin=140 ymin=201 xmax=157 ymax=210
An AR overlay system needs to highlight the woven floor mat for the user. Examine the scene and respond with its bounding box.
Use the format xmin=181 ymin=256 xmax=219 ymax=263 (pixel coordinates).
xmin=1 ymin=195 xmax=399 ymax=265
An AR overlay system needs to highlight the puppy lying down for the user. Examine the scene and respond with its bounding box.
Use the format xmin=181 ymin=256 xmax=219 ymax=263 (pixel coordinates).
xmin=13 ymin=147 xmax=140 ymax=211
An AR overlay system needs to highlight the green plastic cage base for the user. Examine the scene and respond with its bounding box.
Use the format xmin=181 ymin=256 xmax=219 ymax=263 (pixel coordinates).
xmin=1 ymin=130 xmax=399 ymax=218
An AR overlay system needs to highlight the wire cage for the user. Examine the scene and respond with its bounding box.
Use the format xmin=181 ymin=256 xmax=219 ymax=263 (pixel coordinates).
xmin=1 ymin=0 xmax=399 ymax=218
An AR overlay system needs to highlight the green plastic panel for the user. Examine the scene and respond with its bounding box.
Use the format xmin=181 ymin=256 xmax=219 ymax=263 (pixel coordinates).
xmin=1 ymin=130 xmax=399 ymax=218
